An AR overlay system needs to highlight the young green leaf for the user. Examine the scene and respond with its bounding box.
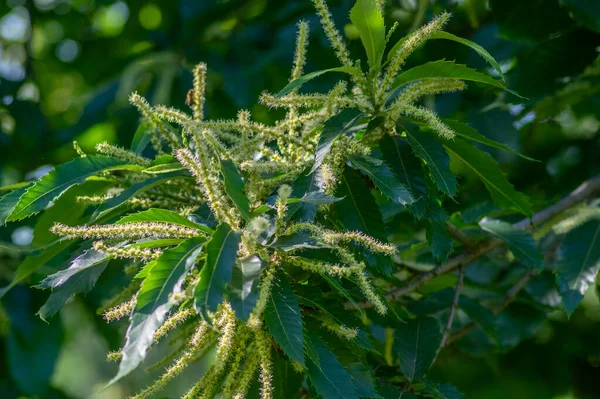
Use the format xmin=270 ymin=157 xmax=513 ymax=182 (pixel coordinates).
xmin=194 ymin=223 xmax=241 ymax=320
xmin=391 ymin=60 xmax=521 ymax=97
xmin=7 ymin=156 xmax=141 ymax=222
xmin=393 ymin=317 xmax=442 ymax=382
xmin=228 ymin=254 xmax=265 ymax=321
xmin=347 ymin=153 xmax=413 ymax=205
xmin=220 ymin=159 xmax=251 ymax=221
xmin=108 ymin=236 xmax=205 ymax=385
xmin=36 ymin=247 xmax=111 ymax=321
xmin=305 ymin=334 xmax=359 ymax=399
xmin=276 ymin=66 xmax=362 ymax=99
xmin=555 ymin=220 xmax=600 ymax=316
xmin=350 ymin=0 xmax=386 ymax=70
xmin=404 ymin=126 xmax=457 ymax=198
xmin=443 ymin=138 xmax=532 ymax=217
xmin=265 ymin=271 xmax=305 ymax=366
xmin=312 ymin=109 xmax=363 ymax=173
xmin=479 ymin=218 xmax=543 ymax=269
xmin=429 ymin=31 xmax=505 ymax=80
xmin=379 ymin=134 xmax=427 ymax=218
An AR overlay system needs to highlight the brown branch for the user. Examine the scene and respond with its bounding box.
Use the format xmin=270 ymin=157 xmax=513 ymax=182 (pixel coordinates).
xmin=348 ymin=173 xmax=600 ymax=310
xmin=442 ymin=269 xmax=537 ymax=347
xmin=446 ymin=222 xmax=476 ymax=248
xmin=439 ymin=266 xmax=465 ymax=348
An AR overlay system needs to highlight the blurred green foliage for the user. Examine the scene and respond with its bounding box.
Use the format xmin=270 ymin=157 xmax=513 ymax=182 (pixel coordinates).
xmin=0 ymin=0 xmax=599 ymax=398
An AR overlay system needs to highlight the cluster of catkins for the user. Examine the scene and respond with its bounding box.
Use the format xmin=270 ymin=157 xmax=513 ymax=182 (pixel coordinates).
xmin=48 ymin=0 xmax=469 ymax=398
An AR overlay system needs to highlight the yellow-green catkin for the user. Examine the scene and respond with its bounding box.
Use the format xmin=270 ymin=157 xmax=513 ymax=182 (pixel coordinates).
xmin=51 ymin=222 xmax=200 ymax=240
xmin=381 ymin=12 xmax=450 ymax=94
xmin=311 ymin=0 xmax=353 ymax=67
xmin=130 ymin=92 xmax=181 ymax=149
xmin=255 ymin=328 xmax=274 ymax=399
xmin=96 ymin=142 xmax=152 ymax=166
xmin=103 ymin=294 xmax=137 ymax=322
xmin=192 ymin=63 xmax=207 ymax=120
xmin=248 ymin=266 xmax=277 ymax=329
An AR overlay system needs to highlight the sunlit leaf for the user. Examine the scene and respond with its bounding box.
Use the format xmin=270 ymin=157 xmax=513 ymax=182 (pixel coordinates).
xmin=194 ymin=223 xmax=241 ymax=321
xmin=108 ymin=236 xmax=205 ymax=385
xmin=220 ymin=159 xmax=251 ymax=220
xmin=7 ymin=156 xmax=141 ymax=222
xmin=350 ymin=0 xmax=385 ymax=70
xmin=228 ymin=255 xmax=265 ymax=321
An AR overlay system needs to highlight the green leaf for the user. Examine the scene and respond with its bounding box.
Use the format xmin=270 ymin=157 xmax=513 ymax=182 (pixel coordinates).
xmin=117 ymin=208 xmax=213 ymax=234
xmin=131 ymin=120 xmax=153 ymax=154
xmin=92 ymin=171 xmax=187 ymax=221
xmin=294 ymin=191 xmax=343 ymax=204
xmin=33 ymin=179 xmax=113 ymax=247
xmin=0 ymin=240 xmax=75 ymax=299
xmin=479 ymin=218 xmax=543 ymax=269
xmin=442 ymin=138 xmax=532 ymax=217
xmin=442 ymin=119 xmax=535 ymax=161
xmin=194 ymin=223 xmax=241 ymax=321
xmin=273 ymin=353 xmax=305 ymax=399
xmin=276 ymin=66 xmax=362 ymax=99
xmin=379 ymin=134 xmax=427 ymax=218
xmin=265 ymin=271 xmax=305 ymax=366
xmin=334 ymin=168 xmax=391 ymax=275
xmin=36 ymin=247 xmax=111 ymax=321
xmin=312 ymin=109 xmax=363 ymax=174
xmin=220 ymin=159 xmax=251 ymax=220
xmin=350 ymin=0 xmax=385 ymax=70
xmin=555 ymin=220 xmax=600 ymax=316
xmin=393 ymin=317 xmax=442 ymax=382
xmin=228 ymin=255 xmax=265 ymax=321
xmin=143 ymin=162 xmax=186 ymax=174
xmin=287 ymin=168 xmax=321 ymax=222
xmin=305 ymin=334 xmax=358 ymax=399
xmin=404 ymin=126 xmax=457 ymax=197
xmin=391 ymin=60 xmax=521 ymax=98
xmin=109 ymin=236 xmax=205 ymax=385
xmin=429 ymin=31 xmax=504 ymax=80
xmin=268 ymin=233 xmax=329 ymax=252
xmin=420 ymin=381 xmax=464 ymax=399
xmin=347 ymin=153 xmax=413 ymax=205
xmin=426 ymin=220 xmax=453 ymax=262
xmin=7 ymin=156 xmax=140 ymax=222
xmin=0 ymin=185 xmax=30 ymax=226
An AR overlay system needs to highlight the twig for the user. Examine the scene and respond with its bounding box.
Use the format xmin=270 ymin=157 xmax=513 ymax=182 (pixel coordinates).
xmin=446 ymin=222 xmax=476 ymax=248
xmin=439 ymin=266 xmax=465 ymax=348
xmin=442 ymin=269 xmax=537 ymax=347
xmin=347 ymin=173 xmax=600 ymax=310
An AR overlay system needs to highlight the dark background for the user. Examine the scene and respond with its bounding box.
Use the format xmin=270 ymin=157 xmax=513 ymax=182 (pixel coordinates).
xmin=0 ymin=0 xmax=599 ymax=398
